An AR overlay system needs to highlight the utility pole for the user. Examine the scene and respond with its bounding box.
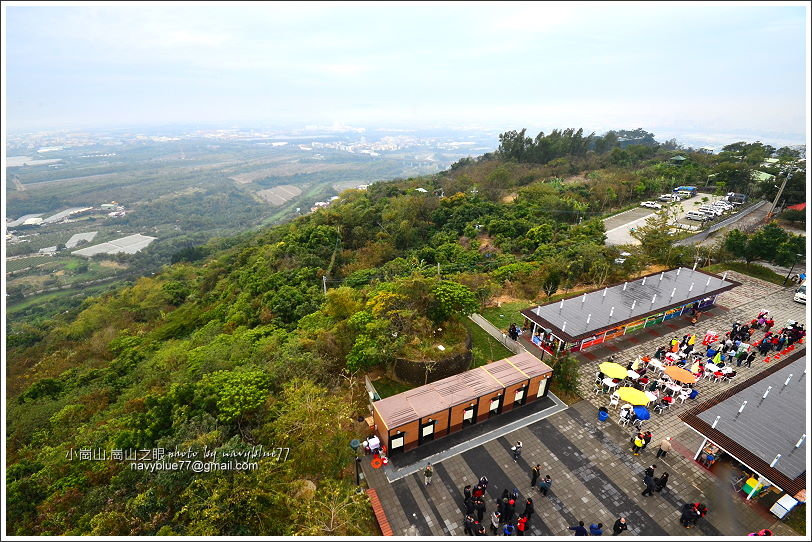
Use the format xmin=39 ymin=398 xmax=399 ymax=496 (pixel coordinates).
xmin=767 ymin=167 xmax=793 ymax=220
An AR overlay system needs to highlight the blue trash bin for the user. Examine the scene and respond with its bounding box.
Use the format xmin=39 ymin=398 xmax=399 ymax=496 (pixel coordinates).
xmin=598 ymin=408 xmax=609 ymax=422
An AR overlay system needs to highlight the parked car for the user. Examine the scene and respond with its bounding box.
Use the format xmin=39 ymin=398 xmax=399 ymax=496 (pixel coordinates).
xmin=640 ymin=201 xmax=663 ymax=209
xmin=658 ymin=194 xmax=680 ymax=202
xmin=686 ymin=211 xmax=710 ymax=221
xmin=698 ymin=206 xmax=723 ymax=217
xmin=712 ymin=201 xmax=733 ymax=210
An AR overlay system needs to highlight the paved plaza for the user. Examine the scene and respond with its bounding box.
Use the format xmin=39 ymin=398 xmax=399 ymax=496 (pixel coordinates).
xmin=362 ymin=272 xmax=806 ymax=537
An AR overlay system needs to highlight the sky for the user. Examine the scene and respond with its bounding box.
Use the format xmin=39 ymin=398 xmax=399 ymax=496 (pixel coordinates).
xmin=2 ymin=1 xmax=809 ymax=145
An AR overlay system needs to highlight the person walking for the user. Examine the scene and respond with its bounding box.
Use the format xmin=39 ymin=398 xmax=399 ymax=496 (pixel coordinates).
xmin=642 ymin=473 xmax=655 ymax=497
xmin=680 ymin=503 xmax=698 ymax=528
xmin=530 ymin=464 xmax=541 ymax=489
xmin=656 ymin=437 xmax=672 ymax=458
xmin=643 ymin=464 xmax=657 ymax=478
xmin=612 ymin=517 xmax=628 ymax=535
xmin=513 ymin=441 xmax=523 ymax=461
xmin=746 ymin=350 xmax=757 ymax=368
xmin=589 ymin=522 xmax=604 ymax=536
xmin=655 ymin=472 xmax=669 ymax=492
xmin=692 ymin=503 xmax=708 ymax=526
xmin=424 ymin=463 xmax=433 ymax=486
xmin=537 ymin=475 xmax=552 ymax=496
xmin=569 ymin=521 xmax=589 ymax=536
xmin=490 ymin=510 xmax=501 ymax=535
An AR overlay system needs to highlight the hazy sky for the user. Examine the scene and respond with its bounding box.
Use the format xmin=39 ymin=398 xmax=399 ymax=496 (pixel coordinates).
xmin=3 ymin=2 xmax=809 ymax=142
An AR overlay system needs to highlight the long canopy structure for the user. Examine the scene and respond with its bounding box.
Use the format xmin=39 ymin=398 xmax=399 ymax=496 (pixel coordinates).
xmin=521 ymin=267 xmax=740 ymax=354
xmin=680 ymin=351 xmax=807 ymax=500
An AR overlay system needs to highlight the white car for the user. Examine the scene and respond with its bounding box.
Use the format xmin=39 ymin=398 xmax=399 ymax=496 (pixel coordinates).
xmin=712 ymin=201 xmax=733 ymax=210
xmin=658 ymin=194 xmax=679 ymax=202
xmin=698 ymin=206 xmax=722 ymax=217
xmin=640 ymin=201 xmax=663 ymax=209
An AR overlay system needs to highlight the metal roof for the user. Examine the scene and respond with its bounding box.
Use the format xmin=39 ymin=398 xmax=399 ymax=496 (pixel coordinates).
xmin=680 ymin=351 xmax=807 ymax=497
xmin=373 ymin=353 xmax=553 ymax=430
xmin=520 ymin=267 xmax=740 ymax=342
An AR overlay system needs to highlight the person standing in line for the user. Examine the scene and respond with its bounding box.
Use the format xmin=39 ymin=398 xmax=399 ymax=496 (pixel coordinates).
xmin=655 ymin=472 xmax=669 ymax=492
xmin=503 ymin=499 xmax=515 ymax=525
xmin=642 ymin=472 xmax=655 ymax=496
xmin=516 ymin=514 xmax=528 ymax=536
xmin=490 ymin=510 xmax=501 ymax=535
xmin=537 ymin=475 xmax=552 ymax=496
xmin=475 ymin=497 xmax=486 ymax=523
xmin=513 ymin=441 xmax=523 ymax=461
xmin=465 ymin=497 xmax=476 ymax=516
xmin=424 ymin=463 xmax=433 ymax=486
xmin=589 ymin=522 xmax=604 ymax=536
xmin=631 ymin=434 xmax=645 ymax=456
xmin=464 ymin=484 xmax=472 ymax=502
xmin=475 ymin=521 xmax=486 ymax=536
xmin=612 ymin=517 xmax=628 ymax=535
xmin=530 ymin=464 xmax=541 ymax=489
xmin=503 ymin=522 xmax=516 ymax=536
xmin=569 ymin=521 xmax=589 ymax=536
xmin=464 ymin=514 xmax=475 ymax=535
xmin=641 ymin=431 xmax=652 ymax=451
xmin=522 ymin=498 xmax=534 ymax=520
xmin=656 ymin=437 xmax=672 ymax=458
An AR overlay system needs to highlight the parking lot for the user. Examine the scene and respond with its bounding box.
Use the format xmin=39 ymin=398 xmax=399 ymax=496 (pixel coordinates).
xmin=605 ymin=194 xmax=743 ymax=246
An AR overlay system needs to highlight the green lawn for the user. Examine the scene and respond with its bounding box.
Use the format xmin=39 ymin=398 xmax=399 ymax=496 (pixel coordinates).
xmin=371 ymin=376 xmax=414 ymax=399
xmin=702 ymin=262 xmax=787 ymax=286
xmin=462 ymin=318 xmax=513 ymax=368
xmin=480 ymin=301 xmax=532 ymax=332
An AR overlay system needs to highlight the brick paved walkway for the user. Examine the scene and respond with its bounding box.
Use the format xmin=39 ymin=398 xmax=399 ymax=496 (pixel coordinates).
xmin=363 ymin=272 xmax=805 ymax=536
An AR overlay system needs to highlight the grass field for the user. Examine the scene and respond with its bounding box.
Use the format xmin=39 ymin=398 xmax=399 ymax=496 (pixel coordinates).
xmin=702 ymin=262 xmax=787 ymax=286
xmin=480 ymin=301 xmax=533 ymax=331
xmin=462 ymin=318 xmax=514 ymax=368
xmin=371 ymin=376 xmax=414 ymax=399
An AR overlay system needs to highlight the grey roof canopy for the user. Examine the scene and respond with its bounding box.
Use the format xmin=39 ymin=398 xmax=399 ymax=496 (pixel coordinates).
xmin=696 ymin=356 xmax=806 ymax=481
xmin=521 ymin=267 xmax=740 ymax=343
xmin=681 ymin=351 xmax=807 ymax=496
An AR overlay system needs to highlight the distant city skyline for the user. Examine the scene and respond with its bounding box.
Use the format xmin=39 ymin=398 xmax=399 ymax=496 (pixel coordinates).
xmin=3 ymin=2 xmax=809 ymax=146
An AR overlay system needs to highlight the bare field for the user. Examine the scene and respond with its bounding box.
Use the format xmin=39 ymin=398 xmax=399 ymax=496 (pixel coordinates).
xmin=230 ymin=162 xmax=357 ymax=184
xmin=255 ymin=185 xmax=303 ymax=206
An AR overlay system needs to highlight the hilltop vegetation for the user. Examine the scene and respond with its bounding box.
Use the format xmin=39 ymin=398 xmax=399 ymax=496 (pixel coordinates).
xmin=5 ymin=127 xmax=805 ymax=535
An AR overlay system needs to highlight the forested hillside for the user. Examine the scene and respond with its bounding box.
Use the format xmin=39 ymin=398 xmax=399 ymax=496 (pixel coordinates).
xmin=6 ymin=128 xmax=805 ymax=535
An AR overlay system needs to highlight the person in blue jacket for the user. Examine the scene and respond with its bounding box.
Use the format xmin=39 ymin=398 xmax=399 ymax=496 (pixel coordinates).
xmin=590 ymin=522 xmax=604 ymax=535
xmin=569 ymin=521 xmax=588 ymax=536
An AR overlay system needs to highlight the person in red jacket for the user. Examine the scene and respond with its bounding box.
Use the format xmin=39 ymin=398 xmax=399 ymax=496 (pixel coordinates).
xmin=516 ymin=514 xmax=528 ymax=536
